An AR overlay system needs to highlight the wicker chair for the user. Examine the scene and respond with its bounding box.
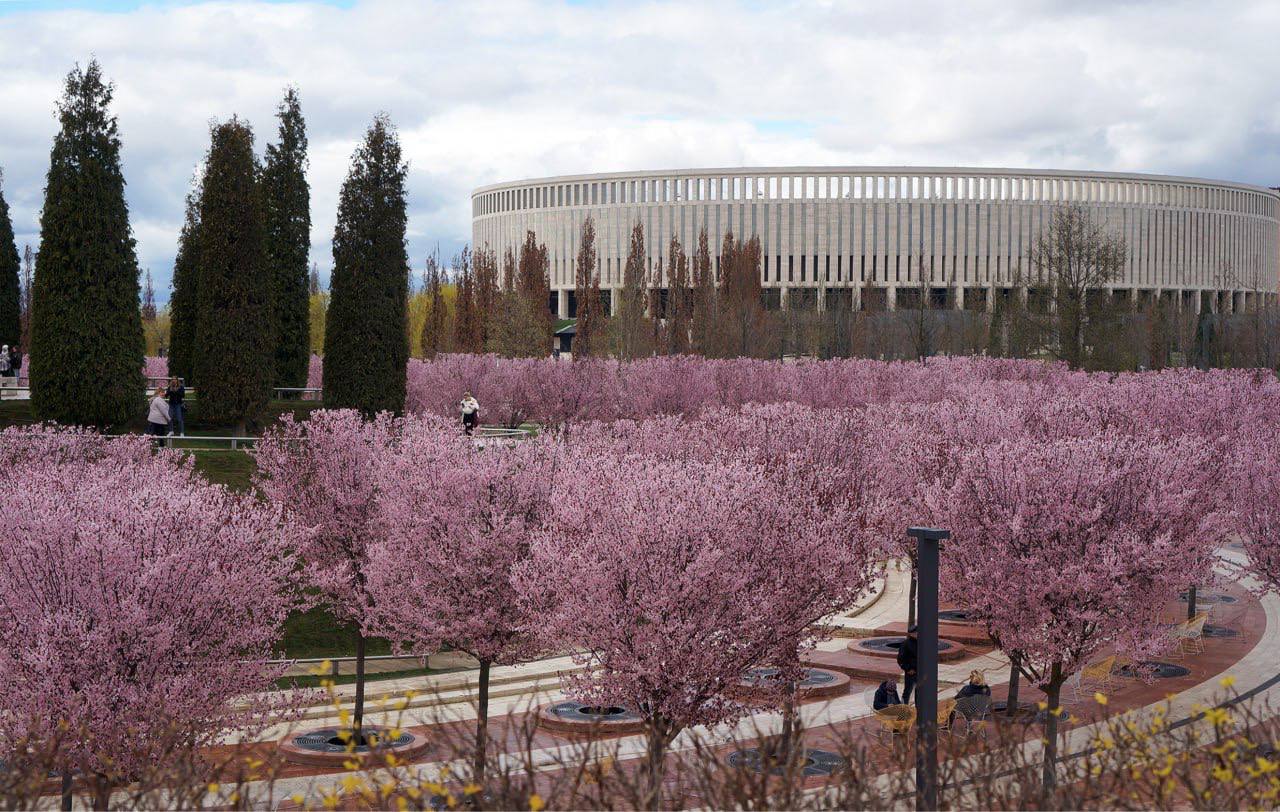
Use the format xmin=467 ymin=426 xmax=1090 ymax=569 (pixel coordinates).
xmin=952 ymin=694 xmax=992 ymax=738
xmin=872 ymin=704 xmax=916 ymax=747
xmin=1066 ymin=655 xmax=1117 ymax=701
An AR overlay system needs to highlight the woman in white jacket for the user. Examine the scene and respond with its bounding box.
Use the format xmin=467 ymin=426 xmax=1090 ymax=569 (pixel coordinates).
xmin=146 ymin=387 xmax=171 ymax=438
xmin=459 ymin=392 xmax=480 ymax=436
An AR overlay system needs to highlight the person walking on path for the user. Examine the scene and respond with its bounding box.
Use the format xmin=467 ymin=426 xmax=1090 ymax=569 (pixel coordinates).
xmin=167 ymin=376 xmax=186 ymax=436
xmin=459 ymin=392 xmax=480 ymax=436
xmin=9 ymin=345 xmax=21 ymax=384
xmin=147 ymin=386 xmax=171 ymax=441
xmin=898 ymin=625 xmax=919 ymax=704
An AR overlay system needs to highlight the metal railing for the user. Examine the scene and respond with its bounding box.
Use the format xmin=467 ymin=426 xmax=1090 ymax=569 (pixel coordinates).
xmin=268 ymin=653 xmax=430 ymax=679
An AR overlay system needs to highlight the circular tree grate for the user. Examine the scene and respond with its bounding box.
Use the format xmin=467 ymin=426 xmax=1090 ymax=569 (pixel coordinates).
xmin=989 ymin=701 xmax=1072 ymax=724
xmin=1203 ymin=624 xmax=1239 ymax=638
xmin=856 ymin=636 xmax=957 ymax=655
xmin=1179 ymin=590 xmax=1238 ymax=605
xmin=1113 ymin=661 xmax=1191 ymax=679
xmin=726 ymin=747 xmax=847 ymax=776
xmin=938 ymin=609 xmax=978 ymax=623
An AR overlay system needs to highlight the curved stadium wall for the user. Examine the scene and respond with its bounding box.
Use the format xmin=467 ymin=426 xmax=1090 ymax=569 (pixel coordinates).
xmin=472 ymin=167 xmax=1280 ymax=316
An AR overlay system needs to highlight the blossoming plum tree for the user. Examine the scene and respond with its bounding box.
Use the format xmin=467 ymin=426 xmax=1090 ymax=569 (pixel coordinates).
xmin=525 ymin=450 xmax=877 ymax=808
xmin=0 ymin=431 xmax=295 ymax=809
xmin=255 ymin=408 xmax=399 ymax=741
xmin=928 ymin=432 xmax=1224 ymax=797
xmin=366 ymin=417 xmax=554 ymax=781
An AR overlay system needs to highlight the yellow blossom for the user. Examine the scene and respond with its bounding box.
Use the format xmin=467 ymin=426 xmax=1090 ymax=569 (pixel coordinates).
xmin=1094 ymin=692 xmax=1108 ymax=705
xmin=529 ymin=793 xmax=546 ymax=812
xmin=1220 ymin=674 xmax=1236 ymax=689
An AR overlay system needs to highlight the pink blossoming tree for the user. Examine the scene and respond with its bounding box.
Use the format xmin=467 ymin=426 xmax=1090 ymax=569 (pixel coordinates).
xmin=0 ymin=431 xmax=296 ymax=808
xmin=255 ymin=409 xmax=400 ymax=740
xmin=524 ymin=450 xmax=877 ymax=807
xmin=926 ymin=432 xmax=1224 ymax=796
xmin=366 ymin=417 xmax=555 ymax=780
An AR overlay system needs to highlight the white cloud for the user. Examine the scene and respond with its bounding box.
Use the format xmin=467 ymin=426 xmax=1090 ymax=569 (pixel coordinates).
xmin=0 ymin=0 xmax=1278 ymax=299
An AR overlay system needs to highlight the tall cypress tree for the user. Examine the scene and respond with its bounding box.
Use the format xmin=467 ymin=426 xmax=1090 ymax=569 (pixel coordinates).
xmin=167 ymin=181 xmax=201 ymax=383
xmin=194 ymin=118 xmax=273 ymax=432
xmin=0 ymin=170 xmax=20 ymax=348
xmin=263 ymin=86 xmax=311 ymax=389
xmin=30 ymin=61 xmax=144 ymax=426
xmin=323 ymin=114 xmax=408 ymax=415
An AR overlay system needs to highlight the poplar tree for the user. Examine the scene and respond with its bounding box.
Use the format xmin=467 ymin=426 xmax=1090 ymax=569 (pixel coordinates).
xmin=611 ymin=222 xmax=652 ymax=360
xmin=573 ymin=216 xmax=603 ymax=358
xmin=167 ymin=183 xmax=201 ymax=383
xmin=420 ymin=249 xmax=449 ymax=358
xmin=30 ymin=61 xmax=144 ymax=426
xmin=691 ymin=226 xmax=716 ymax=355
xmin=323 ymin=115 xmax=409 ymax=415
xmin=0 ymin=170 xmax=20 ymax=348
xmin=665 ymin=234 xmax=691 ymax=355
xmin=194 ymin=119 xmax=273 ymax=432
xmin=263 ymin=87 xmax=311 ymax=389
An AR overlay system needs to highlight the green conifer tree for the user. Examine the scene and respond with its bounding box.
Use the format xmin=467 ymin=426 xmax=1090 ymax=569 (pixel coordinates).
xmin=193 ymin=118 xmax=273 ymax=433
xmin=263 ymin=87 xmax=311 ymax=389
xmin=323 ymin=115 xmax=409 ymax=415
xmin=30 ymin=61 xmax=144 ymax=426
xmin=167 ymin=180 xmax=201 ymax=383
xmin=0 ymin=170 xmax=21 ymax=348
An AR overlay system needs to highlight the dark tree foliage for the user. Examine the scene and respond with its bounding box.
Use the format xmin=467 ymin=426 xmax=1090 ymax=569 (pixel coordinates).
xmin=30 ymin=61 xmax=145 ymax=427
xmin=194 ymin=118 xmax=273 ymax=432
xmin=454 ymin=251 xmax=479 ymax=353
xmin=167 ymin=182 xmax=201 ymax=383
xmin=323 ymin=114 xmax=409 ymax=415
xmin=263 ymin=87 xmax=311 ymax=388
xmin=691 ymin=227 xmax=716 ymax=354
xmin=0 ymin=170 xmax=20 ymax=348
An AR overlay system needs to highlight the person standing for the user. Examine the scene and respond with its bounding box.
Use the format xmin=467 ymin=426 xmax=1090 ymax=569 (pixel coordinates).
xmin=167 ymin=376 xmax=186 ymax=436
xmin=9 ymin=345 xmax=22 ymax=385
xmin=459 ymin=392 xmax=480 ymax=436
xmin=898 ymin=625 xmax=919 ymax=704
xmin=0 ymin=345 xmax=10 ymax=384
xmin=147 ymin=386 xmax=171 ymax=441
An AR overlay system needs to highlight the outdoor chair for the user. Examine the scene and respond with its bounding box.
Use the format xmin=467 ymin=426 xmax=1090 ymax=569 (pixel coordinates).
xmin=1067 ymin=655 xmax=1117 ymax=701
xmin=935 ymin=698 xmax=958 ymax=736
xmin=952 ymin=694 xmax=992 ymax=739
xmin=1180 ymin=612 xmax=1209 ymax=655
xmin=872 ymin=704 xmax=915 ymax=747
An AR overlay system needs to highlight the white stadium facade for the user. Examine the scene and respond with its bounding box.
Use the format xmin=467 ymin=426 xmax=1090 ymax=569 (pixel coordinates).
xmin=472 ymin=167 xmax=1280 ymax=317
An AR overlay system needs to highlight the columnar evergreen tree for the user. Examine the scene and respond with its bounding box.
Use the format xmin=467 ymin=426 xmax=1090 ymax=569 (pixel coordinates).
xmin=30 ymin=61 xmax=145 ymax=427
xmin=308 ymin=262 xmax=321 ymax=296
xmin=323 ymin=114 xmax=409 ymax=415
xmin=167 ymin=182 xmax=201 ymax=383
xmin=573 ymin=217 xmax=602 ymax=358
xmin=454 ymin=251 xmax=479 ymax=352
xmin=263 ymin=87 xmax=311 ymax=389
xmin=474 ymin=245 xmax=499 ymax=344
xmin=194 ymin=119 xmax=273 ymax=432
xmin=0 ymin=171 xmax=20 ymax=348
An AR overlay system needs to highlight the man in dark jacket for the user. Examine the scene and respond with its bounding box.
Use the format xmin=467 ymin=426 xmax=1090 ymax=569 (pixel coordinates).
xmin=897 ymin=625 xmax=919 ymax=704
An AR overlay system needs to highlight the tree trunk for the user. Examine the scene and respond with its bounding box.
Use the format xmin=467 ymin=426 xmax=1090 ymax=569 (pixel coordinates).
xmin=1006 ymin=653 xmax=1021 ymax=717
xmin=643 ymin=717 xmax=676 ymax=811
xmin=353 ymin=631 xmax=367 ymax=740
xmin=1041 ymin=664 xmax=1063 ymax=803
xmin=60 ymin=772 xmax=73 ymax=811
xmin=473 ymin=658 xmax=491 ymax=783
xmin=92 ymin=776 xmax=111 ymax=811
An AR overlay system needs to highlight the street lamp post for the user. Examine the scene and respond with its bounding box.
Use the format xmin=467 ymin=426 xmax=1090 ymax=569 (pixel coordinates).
xmin=908 ymin=526 xmax=949 ymax=812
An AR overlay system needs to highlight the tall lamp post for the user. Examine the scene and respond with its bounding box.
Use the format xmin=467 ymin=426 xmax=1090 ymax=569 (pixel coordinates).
xmin=908 ymin=526 xmax=949 ymax=812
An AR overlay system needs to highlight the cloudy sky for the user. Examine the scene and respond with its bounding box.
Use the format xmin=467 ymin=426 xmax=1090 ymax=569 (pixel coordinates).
xmin=1 ymin=0 xmax=1278 ymax=301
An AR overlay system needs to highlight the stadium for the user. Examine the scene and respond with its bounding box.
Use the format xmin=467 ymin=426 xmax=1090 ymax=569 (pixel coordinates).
xmin=472 ymin=167 xmax=1280 ymax=317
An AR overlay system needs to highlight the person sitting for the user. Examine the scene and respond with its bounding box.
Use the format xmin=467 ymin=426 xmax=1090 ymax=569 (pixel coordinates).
xmin=873 ymin=679 xmax=902 ymax=710
xmin=956 ymin=670 xmax=992 ymax=699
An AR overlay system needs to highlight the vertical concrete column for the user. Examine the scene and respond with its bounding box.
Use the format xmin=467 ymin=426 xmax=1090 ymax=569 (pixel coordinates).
xmin=779 ymin=287 xmax=790 ymax=312
xmin=557 ymin=290 xmax=569 ymax=319
xmin=887 ymin=286 xmax=897 ymax=311
xmin=954 ymin=285 xmax=965 ymax=311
